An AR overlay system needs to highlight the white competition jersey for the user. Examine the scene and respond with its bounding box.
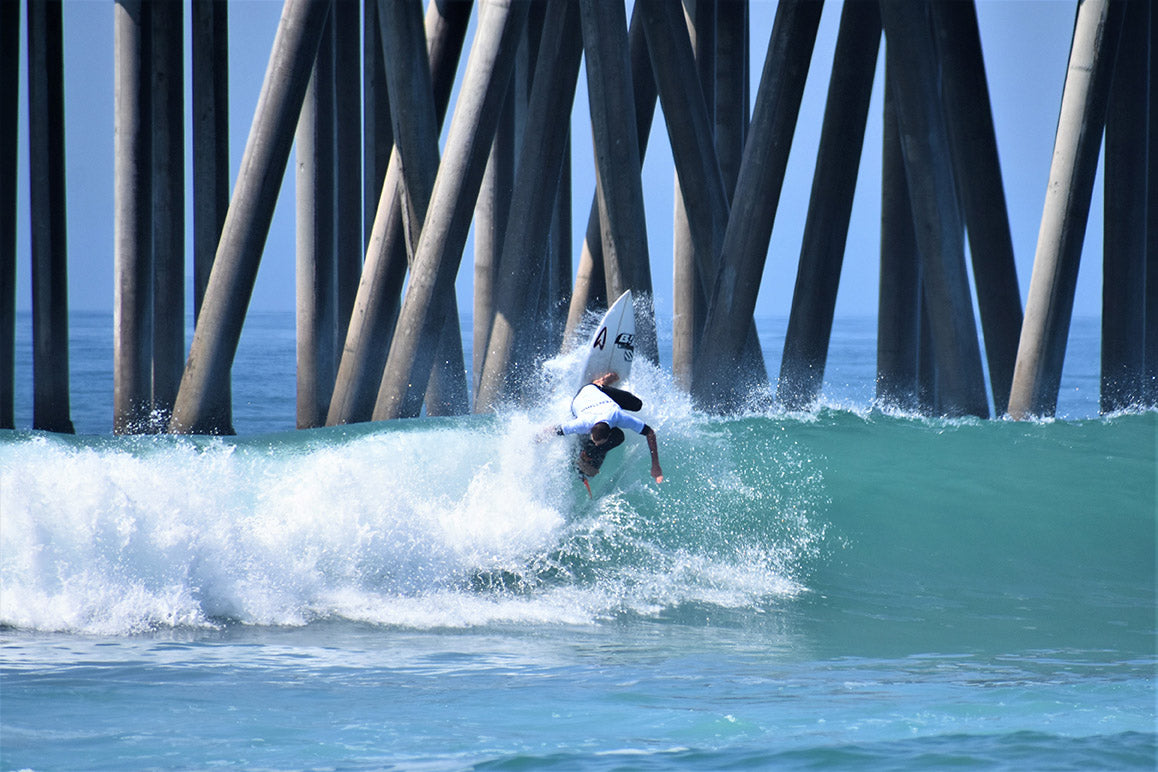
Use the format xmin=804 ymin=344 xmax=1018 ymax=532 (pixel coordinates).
xmin=558 ymin=385 xmax=646 ymax=436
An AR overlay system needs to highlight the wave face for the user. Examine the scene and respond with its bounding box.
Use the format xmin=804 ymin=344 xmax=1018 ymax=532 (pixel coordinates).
xmin=2 ymin=365 xmax=1153 ymax=656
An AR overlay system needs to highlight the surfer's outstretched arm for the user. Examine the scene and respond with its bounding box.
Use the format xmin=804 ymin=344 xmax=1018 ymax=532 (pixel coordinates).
xmin=643 ymin=426 xmax=663 ymax=483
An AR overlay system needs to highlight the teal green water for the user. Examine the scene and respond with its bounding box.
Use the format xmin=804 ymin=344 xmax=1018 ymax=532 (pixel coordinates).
xmin=2 ymin=405 xmax=1154 ymax=770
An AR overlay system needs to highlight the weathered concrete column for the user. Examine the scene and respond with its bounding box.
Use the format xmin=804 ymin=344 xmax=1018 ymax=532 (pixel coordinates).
xmin=295 ymin=15 xmax=336 ymax=430
xmin=151 ymin=0 xmax=185 ymax=426
xmin=693 ymin=0 xmax=821 ymax=412
xmin=362 ymin=0 xmax=390 ymax=251
xmin=474 ymin=0 xmax=583 ymax=412
xmin=671 ymin=0 xmax=714 ymax=390
xmin=170 ymin=0 xmax=332 ymax=434
xmin=1008 ymin=0 xmax=1125 ymax=419
xmin=640 ymin=0 xmax=767 ymax=392
xmin=1101 ymin=0 xmax=1148 ymax=414
xmin=326 ymin=0 xmax=471 ymax=426
xmin=563 ymin=4 xmax=655 ymax=346
xmin=114 ymin=0 xmax=151 ymax=435
xmin=333 ymin=0 xmax=361 ymax=346
xmin=1148 ymin=2 xmax=1158 ymax=408
xmin=373 ymin=0 xmax=529 ymax=421
xmin=191 ymin=0 xmax=230 ymax=429
xmin=580 ymin=0 xmax=658 ymax=364
xmin=778 ymin=0 xmax=880 ymax=412
xmin=472 ymin=77 xmax=514 ymax=396
xmin=878 ymin=0 xmax=988 ymax=418
xmin=191 ymin=0 xmax=228 ymax=320
xmin=930 ymin=0 xmax=1022 ymax=415
xmin=876 ymin=62 xmax=921 ymax=413
xmin=714 ymin=0 xmax=747 ymax=201
xmin=1 ymin=0 xmax=18 ymax=429
xmin=28 ymin=0 xmax=73 ymax=434
xmin=378 ymin=0 xmax=468 ymax=417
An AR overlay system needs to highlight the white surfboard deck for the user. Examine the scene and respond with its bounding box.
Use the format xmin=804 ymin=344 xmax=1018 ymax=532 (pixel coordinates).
xmin=578 ymin=290 xmax=635 ymax=389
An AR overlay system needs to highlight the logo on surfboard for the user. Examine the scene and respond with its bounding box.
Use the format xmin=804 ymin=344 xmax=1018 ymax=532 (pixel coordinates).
xmin=615 ymin=332 xmax=634 ymax=361
xmin=592 ymin=328 xmax=634 ymax=360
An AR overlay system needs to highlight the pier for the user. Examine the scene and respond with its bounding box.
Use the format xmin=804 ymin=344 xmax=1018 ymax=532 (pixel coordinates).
xmin=2 ymin=0 xmax=1154 ymax=434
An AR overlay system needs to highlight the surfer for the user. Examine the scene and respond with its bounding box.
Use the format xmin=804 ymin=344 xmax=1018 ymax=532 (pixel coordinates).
xmin=544 ymin=373 xmax=664 ymax=484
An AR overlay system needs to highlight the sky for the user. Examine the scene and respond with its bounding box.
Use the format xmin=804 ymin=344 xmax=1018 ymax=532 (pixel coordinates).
xmin=11 ymin=0 xmax=1103 ymax=327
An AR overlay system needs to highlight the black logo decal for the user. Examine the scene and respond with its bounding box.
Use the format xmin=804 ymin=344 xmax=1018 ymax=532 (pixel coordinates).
xmin=593 ymin=327 xmax=607 ymax=350
xmin=615 ymin=333 xmax=634 ymax=362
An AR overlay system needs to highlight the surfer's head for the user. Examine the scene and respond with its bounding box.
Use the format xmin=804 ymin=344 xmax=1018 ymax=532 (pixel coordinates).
xmin=590 ymin=422 xmax=612 ymax=445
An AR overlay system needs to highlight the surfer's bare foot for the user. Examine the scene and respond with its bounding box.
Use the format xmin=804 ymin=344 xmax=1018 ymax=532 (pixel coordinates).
xmin=593 ymin=372 xmax=620 ymax=387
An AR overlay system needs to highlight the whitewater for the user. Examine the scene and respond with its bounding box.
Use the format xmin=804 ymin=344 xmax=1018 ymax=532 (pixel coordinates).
xmin=1 ymin=313 xmax=1155 ymax=770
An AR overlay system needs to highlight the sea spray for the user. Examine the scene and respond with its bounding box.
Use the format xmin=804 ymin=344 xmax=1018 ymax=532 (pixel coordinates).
xmin=0 ymin=389 xmax=827 ymax=634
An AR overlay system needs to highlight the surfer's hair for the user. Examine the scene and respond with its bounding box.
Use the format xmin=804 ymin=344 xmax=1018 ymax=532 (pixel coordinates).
xmin=591 ymin=422 xmax=612 ymax=444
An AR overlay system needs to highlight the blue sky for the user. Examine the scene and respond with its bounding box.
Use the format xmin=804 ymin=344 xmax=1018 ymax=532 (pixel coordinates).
xmin=11 ymin=0 xmax=1102 ymax=324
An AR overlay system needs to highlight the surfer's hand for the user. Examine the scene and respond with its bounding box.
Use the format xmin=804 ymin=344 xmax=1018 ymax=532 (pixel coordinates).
xmin=593 ymin=372 xmax=620 ymax=387
xmin=651 ymin=463 xmax=664 ymax=484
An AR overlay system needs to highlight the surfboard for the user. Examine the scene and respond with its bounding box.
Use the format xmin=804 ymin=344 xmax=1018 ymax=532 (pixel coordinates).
xmin=575 ymin=291 xmax=636 ymax=497
xmin=579 ymin=290 xmax=635 ymax=388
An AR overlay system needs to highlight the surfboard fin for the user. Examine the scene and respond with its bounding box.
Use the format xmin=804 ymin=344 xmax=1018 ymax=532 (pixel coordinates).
xmin=579 ymin=473 xmax=592 ymax=499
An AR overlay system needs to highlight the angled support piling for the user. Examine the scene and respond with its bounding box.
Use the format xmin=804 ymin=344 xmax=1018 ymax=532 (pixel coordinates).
xmin=472 ymin=73 xmax=515 ymax=398
xmin=778 ymin=0 xmax=880 ymax=412
xmin=564 ymin=4 xmax=656 ymax=345
xmin=580 ymin=0 xmax=658 ymax=364
xmin=930 ymin=0 xmax=1022 ymax=415
xmin=169 ymin=0 xmax=332 ymax=434
xmin=1101 ymin=0 xmax=1148 ymax=414
xmin=373 ymin=0 xmax=529 ymax=421
xmin=362 ymin=0 xmax=390 ymax=252
xmin=327 ymin=0 xmax=471 ymax=426
xmin=878 ymin=0 xmax=988 ymax=418
xmin=334 ymin=0 xmax=361 ymax=347
xmin=640 ymin=0 xmax=767 ymax=392
xmin=876 ymin=59 xmax=921 ymax=412
xmin=1 ymin=0 xmax=18 ymax=429
xmin=693 ymin=0 xmax=822 ymax=412
xmin=474 ymin=0 xmax=584 ymax=412
xmin=1008 ymin=0 xmax=1126 ymax=419
xmin=378 ymin=0 xmax=468 ymax=417
xmin=714 ymin=1 xmax=747 ymax=201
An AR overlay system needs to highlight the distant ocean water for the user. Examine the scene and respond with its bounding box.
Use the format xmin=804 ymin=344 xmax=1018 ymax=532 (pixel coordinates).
xmin=2 ymin=311 xmax=1155 ymax=771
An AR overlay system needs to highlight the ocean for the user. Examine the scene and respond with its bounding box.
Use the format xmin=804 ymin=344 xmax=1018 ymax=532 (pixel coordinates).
xmin=2 ymin=311 xmax=1155 ymax=771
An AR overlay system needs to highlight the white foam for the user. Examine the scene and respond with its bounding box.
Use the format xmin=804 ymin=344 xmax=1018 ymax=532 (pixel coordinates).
xmin=1 ymin=363 xmax=825 ymax=635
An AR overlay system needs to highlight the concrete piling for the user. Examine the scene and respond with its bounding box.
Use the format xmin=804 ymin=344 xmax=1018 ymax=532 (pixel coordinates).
xmin=295 ymin=13 xmax=337 ymax=430
xmin=373 ymin=0 xmax=529 ymax=421
xmin=878 ymin=0 xmax=988 ymax=418
xmin=930 ymin=0 xmax=1023 ymax=415
xmin=10 ymin=0 xmax=1150 ymax=431
xmin=113 ymin=0 xmax=152 ymax=436
xmin=474 ymin=0 xmax=584 ymax=412
xmin=693 ymin=0 xmax=822 ymax=412
xmin=1101 ymin=0 xmax=1148 ymax=414
xmin=1008 ymin=0 xmax=1126 ymax=419
xmin=151 ymin=0 xmax=185 ymax=426
xmin=778 ymin=0 xmax=880 ymax=412
xmin=1 ymin=0 xmax=18 ymax=429
xmin=876 ymin=58 xmax=921 ymax=413
xmin=169 ymin=0 xmax=333 ymax=434
xmin=327 ymin=0 xmax=471 ymax=426
xmin=580 ymin=0 xmax=658 ymax=365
